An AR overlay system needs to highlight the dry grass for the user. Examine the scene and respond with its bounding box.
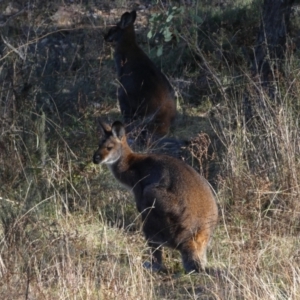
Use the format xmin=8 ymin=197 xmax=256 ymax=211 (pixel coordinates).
xmin=0 ymin=0 xmax=300 ymax=299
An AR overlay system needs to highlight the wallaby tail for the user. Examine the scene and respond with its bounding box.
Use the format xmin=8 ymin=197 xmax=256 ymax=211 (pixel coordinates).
xmin=147 ymin=137 xmax=189 ymax=158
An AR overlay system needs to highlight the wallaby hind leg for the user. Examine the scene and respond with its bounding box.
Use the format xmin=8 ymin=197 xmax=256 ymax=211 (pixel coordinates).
xmin=180 ymin=230 xmax=210 ymax=273
xmin=143 ymin=242 xmax=166 ymax=272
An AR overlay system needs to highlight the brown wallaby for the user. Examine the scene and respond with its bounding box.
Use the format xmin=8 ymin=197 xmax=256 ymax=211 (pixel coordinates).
xmin=93 ymin=121 xmax=218 ymax=273
xmin=104 ymin=11 xmax=177 ymax=137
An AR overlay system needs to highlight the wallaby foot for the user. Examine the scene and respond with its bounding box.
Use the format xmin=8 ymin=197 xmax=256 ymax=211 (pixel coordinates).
xmin=143 ymin=261 xmax=167 ymax=272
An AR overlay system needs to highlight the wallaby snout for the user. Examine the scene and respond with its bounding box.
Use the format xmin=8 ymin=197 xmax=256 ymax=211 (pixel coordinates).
xmin=93 ymin=152 xmax=101 ymax=164
xmin=93 ymin=121 xmax=218 ymax=273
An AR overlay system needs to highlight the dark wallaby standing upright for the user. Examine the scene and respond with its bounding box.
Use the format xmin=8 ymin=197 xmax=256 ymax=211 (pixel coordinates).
xmin=105 ymin=11 xmax=177 ymax=137
xmin=93 ymin=121 xmax=218 ymax=273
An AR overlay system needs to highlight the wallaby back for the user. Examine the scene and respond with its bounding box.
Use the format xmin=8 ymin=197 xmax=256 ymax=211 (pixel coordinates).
xmin=93 ymin=121 xmax=218 ymax=273
xmin=104 ymin=11 xmax=177 ymax=137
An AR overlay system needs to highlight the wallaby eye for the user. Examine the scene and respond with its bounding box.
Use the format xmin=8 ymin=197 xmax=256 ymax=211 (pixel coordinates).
xmin=106 ymin=146 xmax=113 ymax=151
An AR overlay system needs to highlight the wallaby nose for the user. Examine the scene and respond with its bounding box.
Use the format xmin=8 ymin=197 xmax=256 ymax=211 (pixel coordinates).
xmin=93 ymin=152 xmax=101 ymax=164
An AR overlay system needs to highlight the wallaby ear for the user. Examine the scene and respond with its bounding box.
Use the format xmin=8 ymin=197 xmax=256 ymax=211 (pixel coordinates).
xmin=97 ymin=119 xmax=111 ymax=136
xmin=111 ymin=121 xmax=126 ymax=140
xmin=119 ymin=10 xmax=137 ymax=29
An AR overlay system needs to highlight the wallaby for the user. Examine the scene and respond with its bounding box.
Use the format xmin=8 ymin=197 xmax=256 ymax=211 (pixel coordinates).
xmin=93 ymin=121 xmax=218 ymax=273
xmin=104 ymin=10 xmax=177 ymax=137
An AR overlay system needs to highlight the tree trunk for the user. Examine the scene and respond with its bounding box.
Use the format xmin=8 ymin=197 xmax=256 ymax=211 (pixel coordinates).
xmin=253 ymin=0 xmax=294 ymax=84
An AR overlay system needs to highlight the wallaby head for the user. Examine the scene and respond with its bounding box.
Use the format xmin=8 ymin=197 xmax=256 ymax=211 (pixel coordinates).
xmin=104 ymin=11 xmax=137 ymax=44
xmin=93 ymin=121 xmax=218 ymax=274
xmin=93 ymin=121 xmax=129 ymax=165
xmin=104 ymin=11 xmax=177 ymax=139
